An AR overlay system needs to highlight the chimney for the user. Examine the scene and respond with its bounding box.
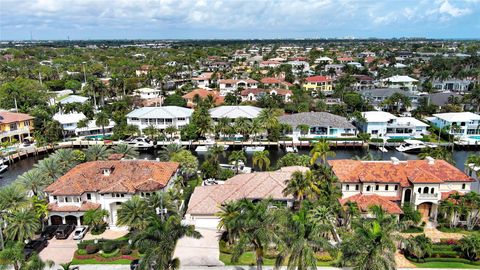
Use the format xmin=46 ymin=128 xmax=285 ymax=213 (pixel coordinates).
xmin=426 ymin=156 xmax=435 ymax=165
xmin=391 ymin=157 xmax=400 ymax=165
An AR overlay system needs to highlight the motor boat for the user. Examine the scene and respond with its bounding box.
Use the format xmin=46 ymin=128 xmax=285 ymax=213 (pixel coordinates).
xmin=195 ymin=144 xmax=229 ymax=153
xmin=285 ymin=146 xmax=298 ymax=153
xmin=395 ymin=140 xmax=436 ymax=154
xmin=378 ymin=146 xmax=388 ymax=153
xmin=124 ymin=137 xmax=154 ymax=150
xmin=220 ymin=161 xmax=252 ymax=174
xmin=244 ymin=146 xmax=265 ymax=152
xmin=0 ymin=164 xmax=8 ymax=174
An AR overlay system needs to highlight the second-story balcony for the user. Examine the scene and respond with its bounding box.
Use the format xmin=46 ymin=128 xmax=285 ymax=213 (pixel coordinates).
xmin=0 ymin=127 xmax=33 ymax=138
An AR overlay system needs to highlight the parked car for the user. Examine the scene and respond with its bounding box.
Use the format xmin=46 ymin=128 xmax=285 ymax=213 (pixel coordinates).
xmin=23 ymin=237 xmax=48 ymax=259
xmin=55 ymin=224 xmax=75 ymax=239
xmin=72 ymin=226 xmax=89 ymax=240
xmin=41 ymin=225 xmax=58 ymax=240
xmin=130 ymin=259 xmax=140 ymax=270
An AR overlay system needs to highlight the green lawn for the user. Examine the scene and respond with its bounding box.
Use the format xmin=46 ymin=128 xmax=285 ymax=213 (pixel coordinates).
xmin=219 ymin=252 xmax=335 ymax=266
xmin=412 ymin=261 xmax=480 ymax=269
xmin=71 ymin=258 xmax=133 ymax=265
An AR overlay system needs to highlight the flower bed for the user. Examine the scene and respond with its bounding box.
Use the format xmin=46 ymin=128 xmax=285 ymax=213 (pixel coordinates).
xmin=74 ymin=250 xmax=140 ymax=263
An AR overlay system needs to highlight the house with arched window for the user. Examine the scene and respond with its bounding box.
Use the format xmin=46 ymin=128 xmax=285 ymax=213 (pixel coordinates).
xmin=329 ymin=157 xmax=474 ymax=221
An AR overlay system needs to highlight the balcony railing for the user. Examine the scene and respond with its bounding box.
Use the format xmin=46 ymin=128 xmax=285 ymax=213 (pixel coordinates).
xmin=0 ymin=127 xmax=33 ymax=137
xmin=417 ymin=193 xmax=439 ymax=199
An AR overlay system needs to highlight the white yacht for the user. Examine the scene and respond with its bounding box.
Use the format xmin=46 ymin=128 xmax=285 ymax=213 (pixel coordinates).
xmin=396 ymin=140 xmax=436 ymax=154
xmin=220 ymin=161 xmax=252 ymax=174
xmin=124 ymin=137 xmax=154 ymax=150
xmin=285 ymin=146 xmax=298 ymax=153
xmin=0 ymin=164 xmax=8 ymax=174
xmin=244 ymin=146 xmax=265 ymax=152
xmin=195 ymin=144 xmax=229 ymax=153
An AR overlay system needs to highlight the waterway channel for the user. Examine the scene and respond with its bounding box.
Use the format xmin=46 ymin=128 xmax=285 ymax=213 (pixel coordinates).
xmin=1 ymin=146 xmax=478 ymax=188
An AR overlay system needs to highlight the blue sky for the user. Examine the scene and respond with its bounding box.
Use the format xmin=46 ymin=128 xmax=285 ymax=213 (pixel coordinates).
xmin=0 ymin=0 xmax=479 ymax=40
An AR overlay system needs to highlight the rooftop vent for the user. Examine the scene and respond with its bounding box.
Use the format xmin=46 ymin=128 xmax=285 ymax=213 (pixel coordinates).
xmin=426 ymin=156 xmax=435 ymax=165
xmin=391 ymin=157 xmax=400 ymax=165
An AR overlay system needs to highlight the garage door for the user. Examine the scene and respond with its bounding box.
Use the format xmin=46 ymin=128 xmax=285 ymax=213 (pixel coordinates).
xmin=193 ymin=217 xmax=220 ymax=229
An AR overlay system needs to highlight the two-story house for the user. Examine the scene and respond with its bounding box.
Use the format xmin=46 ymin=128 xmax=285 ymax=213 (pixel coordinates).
xmin=302 ymin=75 xmax=333 ymax=95
xmin=240 ymin=88 xmax=292 ymax=103
xmin=379 ymin=75 xmax=418 ymax=91
xmin=357 ymin=111 xmax=429 ymax=138
xmin=192 ymin=72 xmax=216 ymax=89
xmin=44 ymin=160 xmax=179 ymax=227
xmin=427 ymin=112 xmax=480 ymax=137
xmin=0 ymin=111 xmax=35 ymax=143
xmin=218 ymin=79 xmax=258 ymax=96
xmin=329 ymin=157 xmax=474 ymax=220
xmin=126 ymin=106 xmax=193 ymax=132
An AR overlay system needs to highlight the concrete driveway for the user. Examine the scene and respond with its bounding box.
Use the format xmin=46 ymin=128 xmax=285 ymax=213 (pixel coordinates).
xmin=40 ymin=234 xmax=78 ymax=264
xmin=174 ymin=228 xmax=224 ymax=267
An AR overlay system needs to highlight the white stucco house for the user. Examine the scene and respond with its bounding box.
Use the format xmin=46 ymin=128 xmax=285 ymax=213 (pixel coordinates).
xmin=330 ymin=157 xmax=474 ymax=220
xmin=44 ymin=160 xmax=179 ymax=227
xmin=380 ymin=75 xmax=418 ymax=91
xmin=427 ymin=112 xmax=480 ymax=137
xmin=357 ymin=111 xmax=429 ymax=138
xmin=134 ymin=87 xmax=162 ymax=100
xmin=53 ymin=112 xmax=87 ymax=133
xmin=218 ymin=79 xmax=258 ymax=96
xmin=126 ymin=106 xmax=193 ymax=132
xmin=208 ymin=105 xmax=263 ymax=121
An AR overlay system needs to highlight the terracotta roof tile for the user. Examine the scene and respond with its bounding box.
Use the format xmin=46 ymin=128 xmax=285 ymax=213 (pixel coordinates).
xmin=44 ymin=160 xmax=179 ymax=196
xmin=305 ymin=76 xmax=332 ymax=83
xmin=48 ymin=201 xmax=100 ymax=212
xmin=0 ymin=112 xmax=34 ymax=124
xmin=340 ymin=194 xmax=403 ymax=214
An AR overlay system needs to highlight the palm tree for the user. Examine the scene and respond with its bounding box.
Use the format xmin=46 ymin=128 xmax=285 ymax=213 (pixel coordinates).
xmin=215 ymin=117 xmax=232 ymax=139
xmin=465 ymin=154 xmax=480 ymax=178
xmin=51 ymin=148 xmax=84 ymax=171
xmin=34 ymin=157 xmax=64 ymax=182
xmin=32 ymin=196 xmax=49 ymax=231
xmin=132 ymin=215 xmax=201 ymax=270
xmin=0 ymin=184 xmax=29 ymax=211
xmin=207 ymin=144 xmax=225 ymax=164
xmin=142 ymin=125 xmax=160 ymax=139
xmin=76 ymin=118 xmax=89 ymax=130
xmin=217 ymin=199 xmax=279 ymax=270
xmin=4 ymin=208 xmax=40 ymax=242
xmin=158 ymin=144 xmax=185 ymax=161
xmin=308 ymin=204 xmax=341 ymax=242
xmin=165 ymin=126 xmax=178 ymax=141
xmin=216 ymin=201 xmax=242 ymax=245
xmin=228 ymin=150 xmax=246 ymax=174
xmin=83 ymin=208 xmax=109 ymax=233
xmin=84 ymin=144 xmax=111 ymax=161
xmin=147 ymin=192 xmax=180 ymax=219
xmin=17 ymin=169 xmax=47 ymax=197
xmin=340 ymin=209 xmax=397 ymax=270
xmin=402 ymin=234 xmax=432 ymax=262
xmin=310 ymin=140 xmax=335 ymax=165
xmin=95 ymin=111 xmax=110 ymax=137
xmin=258 ymin=108 xmax=282 ymax=137
xmin=112 ymin=143 xmax=138 ymax=159
xmin=458 ymin=234 xmax=480 ymax=261
xmin=0 ymin=242 xmax=26 ymax=270
xmin=116 ymin=196 xmax=151 ymax=231
xmin=250 ymin=118 xmax=264 ymax=141
xmin=283 ymin=170 xmax=318 ymax=203
xmin=418 ymin=147 xmax=454 ymax=165
xmin=234 ymin=117 xmax=251 ymax=140
xmin=275 ymin=204 xmax=334 ymax=270
xmin=357 ymin=132 xmax=371 ymax=150
xmin=253 ymin=150 xmax=270 ymax=171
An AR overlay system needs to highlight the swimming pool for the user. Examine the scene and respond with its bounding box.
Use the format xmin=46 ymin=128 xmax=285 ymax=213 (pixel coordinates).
xmin=468 ymin=135 xmax=480 ymax=140
xmin=387 ymin=136 xmax=412 ymax=140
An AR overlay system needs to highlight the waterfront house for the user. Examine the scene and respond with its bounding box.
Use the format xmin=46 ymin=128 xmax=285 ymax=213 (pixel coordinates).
xmin=44 ymin=160 xmax=179 ymax=227
xmin=302 ymin=75 xmax=333 ymax=94
xmin=184 ymin=166 xmax=308 ymax=229
xmin=428 ymin=112 xmax=480 ymax=137
xmin=182 ymin=89 xmax=223 ymax=108
xmin=379 ymin=75 xmax=418 ymax=91
xmin=240 ymin=88 xmax=292 ymax=103
xmin=209 ymin=105 xmax=262 ymax=121
xmin=53 ymin=112 xmax=87 ymax=134
xmin=330 ymin=158 xmax=474 ymax=220
xmin=126 ymin=106 xmax=193 ymax=132
xmin=278 ymin=112 xmax=356 ymax=139
xmin=218 ymin=79 xmax=258 ymax=96
xmin=433 ymin=79 xmax=471 ymax=93
xmin=260 ymin=77 xmax=292 ymax=89
xmin=0 ymin=111 xmax=34 ymax=142
xmin=357 ymin=111 xmax=429 ymax=138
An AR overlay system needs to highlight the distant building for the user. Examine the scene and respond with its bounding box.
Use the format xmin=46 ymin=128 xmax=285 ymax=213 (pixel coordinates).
xmin=433 ymin=79 xmax=471 ymax=93
xmin=182 ymin=89 xmax=224 ymax=108
xmin=218 ymin=79 xmax=258 ymax=96
xmin=302 ymin=75 xmax=333 ymax=94
xmin=358 ymin=111 xmax=429 ymax=138
xmin=427 ymin=112 xmax=480 ymax=137
xmin=0 ymin=111 xmax=34 ymax=142
xmin=192 ymin=72 xmax=216 ymax=89
xmin=380 ymin=75 xmax=418 ymax=91
xmin=209 ymin=105 xmax=262 ymax=121
xmin=126 ymin=106 xmax=193 ymax=132
xmin=240 ymin=88 xmax=292 ymax=103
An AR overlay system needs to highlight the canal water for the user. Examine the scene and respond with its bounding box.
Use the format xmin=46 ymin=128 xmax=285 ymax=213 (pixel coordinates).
xmin=1 ymin=147 xmax=479 ymax=187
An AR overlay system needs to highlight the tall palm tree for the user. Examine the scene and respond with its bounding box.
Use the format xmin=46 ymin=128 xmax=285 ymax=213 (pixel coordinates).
xmin=207 ymin=144 xmax=226 ymax=164
xmin=142 ymin=125 xmax=160 ymax=139
xmin=234 ymin=117 xmax=251 ymax=140
xmin=276 ymin=204 xmax=334 ymax=270
xmin=418 ymin=147 xmax=454 ymax=165
xmin=250 ymin=118 xmax=264 ymax=141
xmin=112 ymin=143 xmax=139 ymax=159
xmin=310 ymin=140 xmax=335 ymax=165
xmin=283 ymin=170 xmax=318 ymax=203
xmin=4 ymin=208 xmax=40 ymax=242
xmin=340 ymin=208 xmax=397 ymax=270
xmin=34 ymin=157 xmax=64 ymax=182
xmin=158 ymin=144 xmax=185 ymax=161
xmin=31 ymin=196 xmax=49 ymax=232
xmin=83 ymin=208 xmax=109 ymax=233
xmin=253 ymin=150 xmax=270 ymax=171
xmin=228 ymin=150 xmax=246 ymax=174
xmin=95 ymin=111 xmax=110 ymax=137
xmin=116 ymin=196 xmax=151 ymax=231
xmin=165 ymin=126 xmax=178 ymax=141
xmin=0 ymin=242 xmax=26 ymax=270
xmin=215 ymin=117 xmax=232 ymax=139
xmin=216 ymin=201 xmax=242 ymax=245
xmin=309 ymin=204 xmax=341 ymax=242
xmin=258 ymin=108 xmax=282 ymax=137
xmin=132 ymin=215 xmax=201 ymax=270
xmin=84 ymin=144 xmax=111 ymax=161
xmin=17 ymin=169 xmax=47 ymax=197
xmin=217 ymin=199 xmax=279 ymax=270
xmin=0 ymin=184 xmax=29 ymax=211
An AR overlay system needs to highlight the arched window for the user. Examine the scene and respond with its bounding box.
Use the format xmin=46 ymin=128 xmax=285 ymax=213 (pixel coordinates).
xmin=366 ymin=186 xmax=371 ymax=192
xmin=431 ymin=188 xmax=435 ymax=194
xmin=423 ymin=187 xmax=429 ymax=194
xmin=375 ymin=185 xmax=379 ymax=191
xmin=418 ymin=187 xmax=422 ymax=193
xmin=346 ymin=184 xmax=350 ymax=191
xmin=385 ymin=185 xmax=389 ymax=191
xmin=355 ymin=185 xmax=359 ymax=191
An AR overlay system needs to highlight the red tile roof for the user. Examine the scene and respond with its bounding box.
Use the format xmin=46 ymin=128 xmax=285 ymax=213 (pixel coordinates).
xmin=48 ymin=201 xmax=100 ymax=212
xmin=328 ymin=159 xmax=473 ymax=186
xmin=219 ymin=79 xmax=258 ymax=84
xmin=0 ymin=112 xmax=34 ymax=124
xmin=44 ymin=160 xmax=179 ymax=196
xmin=305 ymin=76 xmax=332 ymax=83
xmin=340 ymin=194 xmax=403 ymax=214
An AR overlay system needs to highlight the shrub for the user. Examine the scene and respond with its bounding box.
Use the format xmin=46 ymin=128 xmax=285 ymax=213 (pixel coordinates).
xmin=85 ymin=244 xmax=99 ymax=254
xmin=440 ymin=239 xmax=459 ymax=245
xmin=120 ymin=246 xmax=132 ymax=255
xmin=77 ymin=249 xmax=88 ymax=255
xmin=316 ymin=252 xmax=333 ymax=262
xmin=77 ymin=242 xmax=88 ymax=250
xmin=102 ymin=241 xmax=118 ymax=253
xmin=100 ymin=249 xmax=120 ymax=259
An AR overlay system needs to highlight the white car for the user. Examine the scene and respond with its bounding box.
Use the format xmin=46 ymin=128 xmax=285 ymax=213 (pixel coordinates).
xmin=73 ymin=226 xmax=89 ymax=240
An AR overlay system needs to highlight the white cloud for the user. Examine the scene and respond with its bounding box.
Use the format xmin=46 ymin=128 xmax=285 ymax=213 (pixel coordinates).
xmin=438 ymin=0 xmax=472 ymax=17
